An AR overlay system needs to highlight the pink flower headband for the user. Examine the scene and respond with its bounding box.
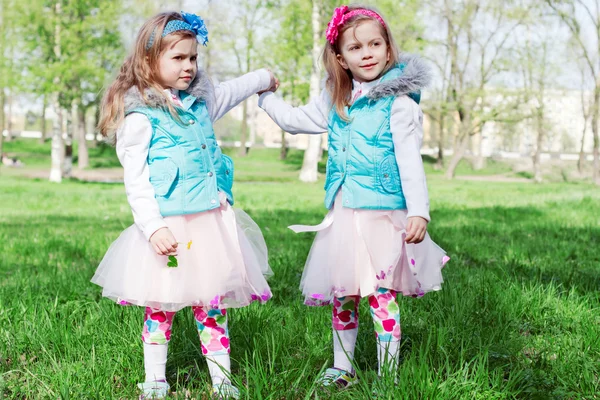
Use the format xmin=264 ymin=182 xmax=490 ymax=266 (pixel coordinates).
xmin=325 ymin=5 xmax=387 ymax=45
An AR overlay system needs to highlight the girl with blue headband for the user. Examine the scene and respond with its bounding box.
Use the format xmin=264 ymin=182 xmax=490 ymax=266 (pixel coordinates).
xmin=94 ymin=11 xmax=277 ymax=399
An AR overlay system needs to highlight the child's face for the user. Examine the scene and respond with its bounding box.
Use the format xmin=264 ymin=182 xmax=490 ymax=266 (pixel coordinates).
xmin=336 ymin=20 xmax=390 ymax=83
xmin=157 ymin=37 xmax=198 ymax=91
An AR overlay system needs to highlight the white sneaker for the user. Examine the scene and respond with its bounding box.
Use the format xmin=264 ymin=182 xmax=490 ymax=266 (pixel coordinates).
xmin=138 ymin=380 xmax=170 ymax=399
xmin=211 ymin=382 xmax=240 ymax=399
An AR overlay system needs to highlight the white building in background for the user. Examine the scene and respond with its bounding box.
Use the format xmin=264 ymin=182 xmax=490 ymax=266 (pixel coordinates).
xmin=472 ymin=89 xmax=595 ymax=159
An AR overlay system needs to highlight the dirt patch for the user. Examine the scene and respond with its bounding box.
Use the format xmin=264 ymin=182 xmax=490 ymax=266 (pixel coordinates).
xmin=455 ymin=174 xmax=532 ymax=183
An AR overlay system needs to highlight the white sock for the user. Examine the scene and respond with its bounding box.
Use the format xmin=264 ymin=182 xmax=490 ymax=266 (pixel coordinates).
xmin=206 ymin=354 xmax=231 ymax=385
xmin=143 ymin=342 xmax=168 ymax=382
xmin=377 ymin=339 xmax=400 ymax=376
xmin=333 ymin=328 xmax=358 ymax=373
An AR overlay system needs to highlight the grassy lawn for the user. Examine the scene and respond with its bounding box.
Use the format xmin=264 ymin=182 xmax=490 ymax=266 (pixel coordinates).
xmin=0 ymin=141 xmax=599 ymax=399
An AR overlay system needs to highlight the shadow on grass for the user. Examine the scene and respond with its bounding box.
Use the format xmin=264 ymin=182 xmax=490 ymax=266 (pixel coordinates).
xmin=281 ymin=149 xmax=327 ymax=174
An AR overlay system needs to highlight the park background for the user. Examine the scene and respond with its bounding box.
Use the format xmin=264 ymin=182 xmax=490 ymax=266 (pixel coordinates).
xmin=0 ymin=0 xmax=599 ymax=398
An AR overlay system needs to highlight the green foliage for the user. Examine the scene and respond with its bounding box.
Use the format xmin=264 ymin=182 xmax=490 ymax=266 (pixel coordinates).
xmin=368 ymin=0 xmax=425 ymax=52
xmin=0 ymin=0 xmax=22 ymax=92
xmin=263 ymin=0 xmax=313 ymax=104
xmin=17 ymin=0 xmax=125 ymax=107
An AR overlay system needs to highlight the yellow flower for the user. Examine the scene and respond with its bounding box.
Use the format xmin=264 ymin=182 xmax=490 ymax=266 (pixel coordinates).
xmin=187 ymin=240 xmax=193 ymax=250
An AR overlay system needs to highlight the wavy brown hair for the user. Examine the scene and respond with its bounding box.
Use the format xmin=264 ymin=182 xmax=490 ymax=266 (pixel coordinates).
xmin=323 ymin=4 xmax=399 ymax=120
xmin=98 ymin=12 xmax=196 ymax=138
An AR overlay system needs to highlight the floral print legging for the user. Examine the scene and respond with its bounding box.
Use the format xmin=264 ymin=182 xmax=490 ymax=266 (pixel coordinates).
xmin=142 ymin=307 xmax=230 ymax=356
xmin=332 ymin=288 xmax=401 ymax=342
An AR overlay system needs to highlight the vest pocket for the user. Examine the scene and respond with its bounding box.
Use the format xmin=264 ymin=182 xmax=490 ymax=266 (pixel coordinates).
xmin=378 ymin=155 xmax=401 ymax=193
xmin=150 ymin=159 xmax=179 ymax=197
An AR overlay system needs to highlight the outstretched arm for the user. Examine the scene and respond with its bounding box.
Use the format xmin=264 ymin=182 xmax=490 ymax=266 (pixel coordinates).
xmin=209 ymin=69 xmax=273 ymax=122
xmin=258 ymin=88 xmax=330 ymax=134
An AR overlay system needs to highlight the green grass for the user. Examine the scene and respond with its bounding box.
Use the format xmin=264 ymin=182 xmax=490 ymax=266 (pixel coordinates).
xmin=0 ymin=146 xmax=599 ymax=399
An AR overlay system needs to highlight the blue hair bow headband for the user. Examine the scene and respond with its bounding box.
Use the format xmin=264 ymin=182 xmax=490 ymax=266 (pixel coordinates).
xmin=146 ymin=11 xmax=209 ymax=50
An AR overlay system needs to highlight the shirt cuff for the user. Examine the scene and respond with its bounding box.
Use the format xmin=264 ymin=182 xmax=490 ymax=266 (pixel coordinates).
xmin=407 ymin=209 xmax=431 ymax=222
xmin=258 ymin=91 xmax=274 ymax=108
xmin=255 ymin=68 xmax=272 ymax=92
xmin=142 ymin=217 xmax=168 ymax=241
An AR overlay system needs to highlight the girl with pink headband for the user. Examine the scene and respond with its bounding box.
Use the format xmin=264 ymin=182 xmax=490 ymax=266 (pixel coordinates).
xmin=259 ymin=4 xmax=449 ymax=391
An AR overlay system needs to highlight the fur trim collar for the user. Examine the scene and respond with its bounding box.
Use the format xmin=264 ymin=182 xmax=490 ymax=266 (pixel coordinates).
xmin=123 ymin=69 xmax=213 ymax=111
xmin=367 ymin=54 xmax=432 ymax=100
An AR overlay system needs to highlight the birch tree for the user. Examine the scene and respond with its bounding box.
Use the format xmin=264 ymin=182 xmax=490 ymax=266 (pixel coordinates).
xmin=546 ymin=0 xmax=600 ymax=184
xmin=426 ymin=0 xmax=529 ymax=179
xmin=263 ymin=0 xmax=312 ymax=160
xmin=298 ymin=0 xmax=326 ymax=182
xmin=0 ymin=0 xmax=19 ymax=169
xmin=213 ymin=0 xmax=270 ymax=156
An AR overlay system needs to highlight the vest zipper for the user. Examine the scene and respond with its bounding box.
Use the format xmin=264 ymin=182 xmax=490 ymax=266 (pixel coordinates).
xmin=187 ymin=112 xmax=218 ymax=207
xmin=165 ymin=115 xmax=187 ymax=211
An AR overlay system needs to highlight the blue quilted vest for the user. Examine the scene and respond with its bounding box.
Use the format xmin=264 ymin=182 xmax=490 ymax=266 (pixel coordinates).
xmin=323 ymin=65 xmax=419 ymax=210
xmin=126 ymin=91 xmax=234 ymax=217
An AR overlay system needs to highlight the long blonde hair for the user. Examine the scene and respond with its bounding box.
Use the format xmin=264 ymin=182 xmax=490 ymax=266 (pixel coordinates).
xmin=323 ymin=5 xmax=399 ymax=120
xmin=98 ymin=12 xmax=196 ymax=137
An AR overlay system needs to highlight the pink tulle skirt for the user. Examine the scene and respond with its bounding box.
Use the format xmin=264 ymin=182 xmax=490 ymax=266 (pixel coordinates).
xmin=292 ymin=193 xmax=448 ymax=306
xmin=92 ymin=198 xmax=272 ymax=312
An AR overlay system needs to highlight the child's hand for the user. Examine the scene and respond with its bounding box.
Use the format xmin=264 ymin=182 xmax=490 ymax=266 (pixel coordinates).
xmin=405 ymin=217 xmax=428 ymax=244
xmin=258 ymin=69 xmax=280 ymax=95
xmin=150 ymin=227 xmax=178 ymax=256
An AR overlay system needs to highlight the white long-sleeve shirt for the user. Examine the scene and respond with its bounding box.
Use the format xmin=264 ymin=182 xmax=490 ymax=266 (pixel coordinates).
xmin=117 ymin=69 xmax=272 ymax=240
xmin=258 ymin=80 xmax=431 ymax=221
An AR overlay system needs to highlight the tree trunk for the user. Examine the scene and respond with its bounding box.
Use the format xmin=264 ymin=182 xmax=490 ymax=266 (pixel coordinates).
xmin=63 ymin=108 xmax=72 ymax=178
xmin=434 ymin=113 xmax=445 ymax=170
xmin=49 ymin=99 xmax=64 ymax=182
xmin=40 ymin=95 xmax=48 ymax=143
xmin=49 ymin=1 xmax=63 ymax=183
xmin=238 ymin=100 xmax=249 ymax=156
xmin=533 ymin=110 xmax=544 ymax=183
xmin=592 ymin=85 xmax=600 ymax=185
xmin=280 ymin=129 xmax=288 ymax=160
xmin=77 ymin=105 xmax=88 ymax=169
xmin=299 ymin=0 xmax=324 ymax=182
xmin=5 ymin=90 xmax=12 ymax=142
xmin=92 ymin=104 xmax=100 ymax=147
xmin=0 ymin=0 xmax=4 ymax=163
xmin=577 ymin=81 xmax=589 ymax=174
xmin=445 ymin=133 xmax=469 ymax=179
xmin=472 ymin=131 xmax=485 ymax=170
xmin=578 ymin=128 xmax=586 ymax=174
xmin=435 ymin=145 xmax=444 ymax=170
xmin=0 ymin=89 xmax=5 ymax=166
xmin=63 ymin=107 xmax=73 ymax=177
